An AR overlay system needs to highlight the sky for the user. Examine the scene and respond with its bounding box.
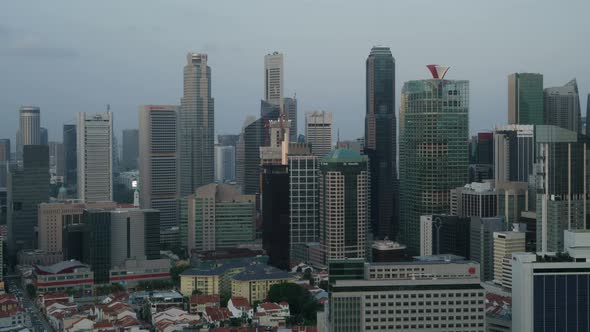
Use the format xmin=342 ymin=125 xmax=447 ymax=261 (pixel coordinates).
xmin=1 ymin=0 xmax=589 ymax=144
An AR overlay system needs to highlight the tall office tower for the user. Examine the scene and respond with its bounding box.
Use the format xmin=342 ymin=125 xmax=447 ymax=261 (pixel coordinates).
xmin=328 ymin=258 xmax=485 ymax=332
xmin=179 ymin=53 xmax=215 ymax=196
xmin=217 ymin=134 xmax=240 ymax=147
xmin=236 ymin=116 xmax=265 ymax=195
xmin=450 ymin=182 xmax=497 ymax=218
xmin=214 ymin=145 xmax=235 ymax=183
xmin=319 ymin=149 xmax=368 ymax=264
xmin=264 ymin=52 xmax=284 ymax=106
xmin=513 ymin=230 xmax=590 ymax=332
xmin=469 ymin=132 xmax=494 ymax=182
xmin=121 ymin=129 xmax=139 ymax=170
xmin=110 ymin=208 xmax=161 ymax=266
xmin=40 ymin=127 xmax=48 ymax=146
xmin=179 ymin=183 xmax=255 ymax=253
xmin=544 ymin=78 xmax=581 ymax=133
xmin=7 ymin=145 xmax=49 ymax=256
xmin=365 ymin=46 xmax=397 ymax=240
xmin=420 ymin=215 xmax=471 ymax=258
xmin=260 ymin=118 xmax=290 ymax=164
xmin=284 ymin=97 xmax=298 ymax=141
xmin=493 ymin=230 xmax=525 ymax=288
xmin=399 ymin=66 xmax=469 ymax=254
xmin=470 ymin=216 xmax=505 ymax=281
xmin=288 ymin=145 xmax=320 ymax=265
xmin=48 ymin=142 xmax=65 ymax=177
xmin=260 ymin=100 xmax=281 ymax=146
xmin=81 ymin=209 xmax=111 ymax=284
xmin=494 ymin=124 xmax=535 ymax=183
xmin=0 ymin=139 xmax=10 ymax=187
xmin=305 ymin=111 xmax=332 ymax=158
xmin=63 ymin=124 xmax=77 ymax=192
xmin=587 ymin=94 xmax=590 ymax=136
xmin=139 ymin=105 xmax=180 ymax=246
xmin=535 ymin=125 xmax=588 ymax=253
xmin=77 ymin=112 xmax=113 ymax=202
xmin=262 ymin=163 xmax=290 ymax=269
xmin=508 ymin=73 xmax=544 ymax=125
xmin=17 ymin=106 xmax=41 ymax=160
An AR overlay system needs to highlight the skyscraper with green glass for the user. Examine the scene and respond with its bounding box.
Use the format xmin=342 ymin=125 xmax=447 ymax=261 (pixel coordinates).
xmin=508 ymin=73 xmax=544 ymax=125
xmin=399 ymin=66 xmax=469 ymax=254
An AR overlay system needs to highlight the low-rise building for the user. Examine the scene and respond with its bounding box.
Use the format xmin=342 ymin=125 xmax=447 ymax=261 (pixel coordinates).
xmin=146 ymin=291 xmax=184 ymax=315
xmin=32 ymin=260 xmax=94 ymax=295
xmin=152 ymin=307 xmax=200 ymax=332
xmin=227 ymin=297 xmax=253 ymax=319
xmin=187 ymin=294 xmax=219 ymax=314
xmin=254 ymin=302 xmax=290 ymax=328
xmin=109 ymin=258 xmax=171 ymax=289
xmin=231 ymin=265 xmax=296 ymax=303
xmin=0 ymin=294 xmax=19 ymax=312
xmin=0 ymin=308 xmax=26 ymax=328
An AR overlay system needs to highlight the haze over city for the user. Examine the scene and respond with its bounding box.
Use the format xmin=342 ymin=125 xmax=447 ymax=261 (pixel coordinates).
xmin=1 ymin=0 xmax=589 ymax=141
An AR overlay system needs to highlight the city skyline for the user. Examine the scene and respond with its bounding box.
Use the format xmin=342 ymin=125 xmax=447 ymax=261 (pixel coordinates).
xmin=1 ymin=1 xmax=589 ymax=143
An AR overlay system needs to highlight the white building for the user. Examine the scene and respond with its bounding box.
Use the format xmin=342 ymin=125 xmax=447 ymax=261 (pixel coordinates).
xmin=492 ymin=230 xmax=525 ymax=289
xmin=264 ymin=52 xmax=284 ymax=106
xmin=305 ymin=111 xmax=333 ymax=158
xmin=77 ymin=112 xmax=113 ymax=202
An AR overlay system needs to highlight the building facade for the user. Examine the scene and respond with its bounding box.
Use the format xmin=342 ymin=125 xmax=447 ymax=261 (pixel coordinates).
xmin=63 ymin=124 xmax=77 ymax=193
xmin=399 ymin=68 xmax=469 ymax=254
xmin=264 ymin=52 xmax=284 ymax=106
xmin=492 ymin=230 xmax=525 ymax=289
xmin=420 ymin=215 xmax=471 ymax=259
xmin=544 ymin=78 xmax=581 ymax=133
xmin=508 ymin=73 xmax=544 ymax=125
xmin=236 ymin=116 xmax=264 ymax=195
xmin=179 ymin=53 xmax=215 ymax=196
xmin=450 ymin=182 xmax=497 ymax=218
xmin=121 ymin=129 xmax=139 ymax=170
xmin=305 ymin=111 xmax=333 ymax=158
xmin=470 ymin=217 xmax=505 ymax=281
xmin=365 ymin=46 xmax=398 ymax=241
xmin=110 ymin=208 xmax=161 ymax=266
xmin=139 ymin=105 xmax=180 ymax=246
xmin=77 ymin=112 xmax=113 ymax=202
xmin=17 ymin=106 xmax=41 ymax=160
xmin=214 ymin=145 xmax=235 ymax=183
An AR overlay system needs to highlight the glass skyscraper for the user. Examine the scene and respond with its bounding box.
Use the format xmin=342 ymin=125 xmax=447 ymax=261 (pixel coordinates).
xmin=399 ymin=68 xmax=469 ymax=254
xmin=365 ymin=46 xmax=397 ymax=240
xmin=508 ymin=73 xmax=544 ymax=125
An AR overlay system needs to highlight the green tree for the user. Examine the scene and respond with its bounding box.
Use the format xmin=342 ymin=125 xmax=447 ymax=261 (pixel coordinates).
xmin=303 ymin=269 xmax=314 ymax=286
xmin=267 ymin=282 xmax=320 ymax=325
xmin=192 ymin=289 xmax=202 ymax=295
xmin=170 ymin=264 xmax=190 ymax=285
xmin=318 ymin=280 xmax=329 ymax=291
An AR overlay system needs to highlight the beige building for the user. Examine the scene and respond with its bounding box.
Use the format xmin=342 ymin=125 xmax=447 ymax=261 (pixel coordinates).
xmin=493 ymin=231 xmax=525 ymax=289
xmin=38 ymin=201 xmax=116 ymax=255
xmin=231 ymin=266 xmax=295 ymax=303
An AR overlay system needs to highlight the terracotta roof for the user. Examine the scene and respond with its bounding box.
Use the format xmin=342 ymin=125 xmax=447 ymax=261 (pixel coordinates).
xmin=42 ymin=293 xmax=71 ymax=300
xmin=205 ymin=307 xmax=231 ymax=322
xmin=116 ymin=316 xmax=141 ymax=327
xmin=229 ymin=297 xmax=251 ymax=310
xmin=0 ymin=308 xmax=24 ymax=318
xmin=189 ymin=294 xmax=220 ymax=305
xmin=93 ymin=321 xmax=114 ymax=329
xmin=259 ymin=302 xmax=281 ymax=311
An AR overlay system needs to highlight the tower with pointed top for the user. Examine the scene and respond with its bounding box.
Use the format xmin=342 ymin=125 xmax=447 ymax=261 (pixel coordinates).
xmin=544 ymin=78 xmax=581 ymax=133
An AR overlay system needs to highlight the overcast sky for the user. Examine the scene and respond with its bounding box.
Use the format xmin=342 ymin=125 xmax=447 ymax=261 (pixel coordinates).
xmin=1 ymin=0 xmax=589 ymax=143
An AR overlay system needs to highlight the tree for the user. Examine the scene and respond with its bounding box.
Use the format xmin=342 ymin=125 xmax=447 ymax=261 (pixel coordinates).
xmin=318 ymin=280 xmax=329 ymax=291
xmin=267 ymin=283 xmax=321 ymax=325
xmin=170 ymin=264 xmax=190 ymax=286
xmin=303 ymin=269 xmax=314 ymax=286
xmin=192 ymin=289 xmax=202 ymax=295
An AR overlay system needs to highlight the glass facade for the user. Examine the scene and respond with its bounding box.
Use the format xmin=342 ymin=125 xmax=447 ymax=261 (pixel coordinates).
xmin=508 ymin=73 xmax=544 ymax=125
xmin=399 ymin=79 xmax=469 ymax=254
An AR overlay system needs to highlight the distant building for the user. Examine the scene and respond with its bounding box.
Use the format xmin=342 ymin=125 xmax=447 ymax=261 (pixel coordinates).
xmin=328 ymin=257 xmax=485 ymax=331
xmin=371 ymin=240 xmax=407 ymax=262
xmin=17 ymin=106 xmax=41 ymax=161
xmin=284 ymin=97 xmax=298 ymax=141
xmin=470 ymin=217 xmax=505 ymax=281
xmin=179 ymin=183 xmax=255 ymax=253
xmin=305 ymin=111 xmax=332 ymax=158
xmin=214 ymin=145 xmax=235 ymax=183
xmin=217 ymin=134 xmax=240 ymax=147
xmin=236 ymin=116 xmax=265 ymax=195
xmin=264 ymin=52 xmax=284 ymax=106
xmin=63 ymin=124 xmax=77 ymax=193
xmin=77 ymin=112 xmax=113 ymax=202
xmin=493 ymin=230 xmax=525 ymax=289
xmin=231 ymin=265 xmax=295 ymax=303
xmin=49 ymin=142 xmax=65 ymax=178
xmin=544 ymin=78 xmax=581 ymax=133
xmin=420 ymin=215 xmax=471 ymax=258
xmin=494 ymin=124 xmax=535 ymax=184
xmin=81 ymin=209 xmax=112 ymax=284
xmin=0 ymin=139 xmax=10 ymax=188
xmin=32 ymin=260 xmax=93 ymax=294
xmin=508 ymin=73 xmax=543 ymax=125
xmin=110 ymin=208 xmax=161 ymax=266
xmin=121 ymin=129 xmax=139 ymax=170
xmin=261 ymin=163 xmax=290 ymax=269
xmin=450 ymin=181 xmax=497 ymax=218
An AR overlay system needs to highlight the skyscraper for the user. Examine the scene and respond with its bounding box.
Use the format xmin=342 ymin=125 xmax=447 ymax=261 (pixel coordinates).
xmin=365 ymin=46 xmax=397 ymax=240
xmin=40 ymin=127 xmax=48 ymax=146
xmin=214 ymin=145 xmax=235 ymax=183
xmin=81 ymin=209 xmax=111 ymax=284
xmin=17 ymin=106 xmax=41 ymax=160
xmin=470 ymin=216 xmax=505 ymax=281
xmin=284 ymin=97 xmax=298 ymax=141
xmin=319 ymin=149 xmax=368 ymax=263
xmin=139 ymin=105 xmax=180 ymax=246
xmin=494 ymin=124 xmax=535 ymax=184
xmin=262 ymin=163 xmax=290 ymax=269
xmin=544 ymin=78 xmax=581 ymax=133
xmin=236 ymin=116 xmax=265 ymax=195
xmin=63 ymin=124 xmax=77 ymax=193
xmin=0 ymin=139 xmax=10 ymax=188
xmin=77 ymin=112 xmax=113 ymax=202
xmin=121 ymin=129 xmax=139 ymax=170
xmin=508 ymin=73 xmax=544 ymax=125
xmin=399 ymin=66 xmax=469 ymax=254
xmin=179 ymin=53 xmax=215 ymax=196
xmin=7 ymin=145 xmax=49 ymax=256
xmin=305 ymin=111 xmax=332 ymax=158
xmin=264 ymin=52 xmax=284 ymax=106
xmin=49 ymin=141 xmax=65 ymax=177
xmin=586 ymin=94 xmax=590 ymax=136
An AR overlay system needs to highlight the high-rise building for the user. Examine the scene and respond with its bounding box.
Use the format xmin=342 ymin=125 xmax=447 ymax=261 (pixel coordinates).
xmin=179 ymin=183 xmax=255 ymax=253
xmin=493 ymin=230 xmax=525 ymax=289
xmin=262 ymin=163 xmax=290 ymax=269
xmin=305 ymin=111 xmax=332 ymax=158
xmin=264 ymin=52 xmax=284 ymax=106
xmin=288 ymin=145 xmax=320 ymax=265
xmin=399 ymin=66 xmax=469 ymax=254
xmin=81 ymin=209 xmax=111 ymax=284
xmin=17 ymin=106 xmax=41 ymax=160
xmin=328 ymin=257 xmax=485 ymax=332
xmin=214 ymin=145 xmax=236 ymax=183
xmin=49 ymin=141 xmax=65 ymax=177
xmin=77 ymin=112 xmax=113 ymax=202
xmin=494 ymin=124 xmax=535 ymax=184
xmin=365 ymin=46 xmax=397 ymax=240
xmin=508 ymin=73 xmax=544 ymax=125
xmin=7 ymin=145 xmax=49 ymax=256
xmin=470 ymin=217 xmax=505 ymax=281
xmin=138 ymin=105 xmax=180 ymax=246
xmin=236 ymin=116 xmax=265 ymax=195
xmin=218 ymin=134 xmax=240 ymax=147
xmin=121 ymin=129 xmax=139 ymax=170
xmin=450 ymin=181 xmax=497 ymax=218
xmin=63 ymin=124 xmax=77 ymax=192
xmin=0 ymin=139 xmax=10 ymax=187
xmin=179 ymin=53 xmax=215 ymax=196
xmin=320 ymin=149 xmax=368 ymax=264
xmin=420 ymin=215 xmax=471 ymax=258
xmin=40 ymin=127 xmax=48 ymax=146
xmin=110 ymin=208 xmax=160 ymax=266
xmin=534 ymin=125 xmax=588 ymax=253
xmin=586 ymin=93 xmax=590 ymax=136
xmin=512 ymin=230 xmax=590 ymax=332
xmin=544 ymin=78 xmax=581 ymax=133
xmin=284 ymin=97 xmax=298 ymax=141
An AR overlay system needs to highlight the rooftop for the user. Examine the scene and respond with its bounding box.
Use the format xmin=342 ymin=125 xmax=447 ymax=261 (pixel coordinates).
xmin=232 ymin=265 xmax=294 ymax=282
xmin=321 ymin=149 xmax=366 ymax=163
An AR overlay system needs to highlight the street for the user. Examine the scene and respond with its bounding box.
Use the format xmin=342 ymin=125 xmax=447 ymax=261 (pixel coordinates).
xmin=4 ymin=276 xmax=53 ymax=332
